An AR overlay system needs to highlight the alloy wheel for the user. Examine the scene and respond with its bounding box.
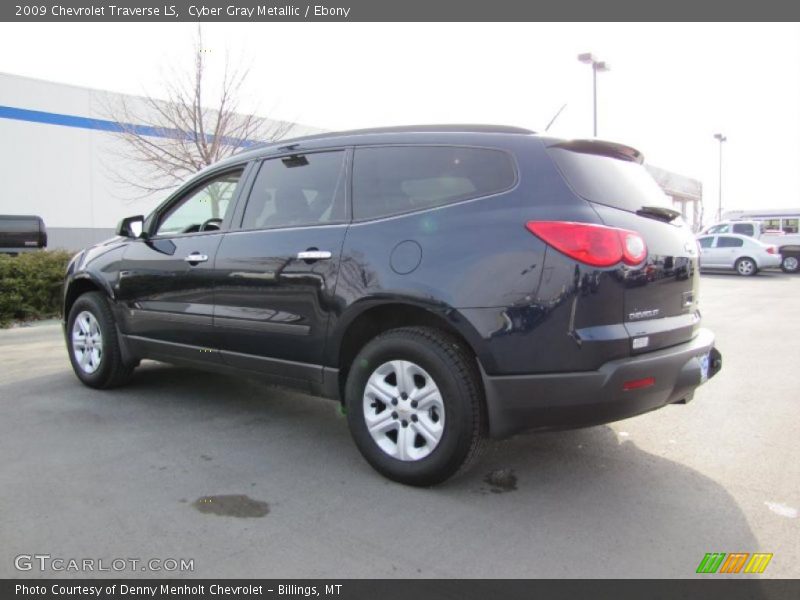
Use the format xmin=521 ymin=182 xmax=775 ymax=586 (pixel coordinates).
xmin=72 ymin=310 xmax=103 ymax=374
xmin=737 ymin=259 xmax=755 ymax=276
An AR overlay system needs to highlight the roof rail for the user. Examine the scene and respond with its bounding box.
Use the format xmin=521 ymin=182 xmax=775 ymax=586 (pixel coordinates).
xmin=241 ymin=124 xmax=536 ymax=154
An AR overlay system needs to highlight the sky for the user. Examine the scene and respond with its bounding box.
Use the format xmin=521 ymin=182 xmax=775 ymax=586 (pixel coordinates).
xmin=1 ymin=22 xmax=799 ymax=212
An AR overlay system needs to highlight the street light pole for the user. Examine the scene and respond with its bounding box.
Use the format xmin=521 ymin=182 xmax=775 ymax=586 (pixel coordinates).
xmin=593 ymin=66 xmax=597 ymax=137
xmin=714 ymin=133 xmax=727 ymax=222
xmin=578 ymin=53 xmax=610 ymax=137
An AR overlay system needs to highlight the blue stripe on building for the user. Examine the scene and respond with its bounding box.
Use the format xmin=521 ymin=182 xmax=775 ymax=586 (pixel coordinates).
xmin=0 ymin=105 xmax=257 ymax=148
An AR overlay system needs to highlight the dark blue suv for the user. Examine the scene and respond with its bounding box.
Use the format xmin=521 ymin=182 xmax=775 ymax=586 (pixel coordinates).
xmin=63 ymin=125 xmax=721 ymax=485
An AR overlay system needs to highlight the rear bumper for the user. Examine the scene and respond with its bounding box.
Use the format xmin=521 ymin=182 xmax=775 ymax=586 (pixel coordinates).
xmin=481 ymin=328 xmax=721 ymax=438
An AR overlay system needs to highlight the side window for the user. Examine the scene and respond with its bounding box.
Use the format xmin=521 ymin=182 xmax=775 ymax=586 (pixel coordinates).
xmin=156 ymin=170 xmax=243 ymax=236
xmin=732 ymin=223 xmax=755 ymax=236
xmin=717 ymin=236 xmax=744 ymax=248
xmin=782 ymin=218 xmax=798 ymax=234
xmin=762 ymin=219 xmax=782 ymax=232
xmin=241 ymin=151 xmax=346 ymax=230
xmin=352 ymin=146 xmax=516 ymax=220
xmin=698 ymin=237 xmax=714 ymax=249
xmin=708 ymin=224 xmax=728 ymax=234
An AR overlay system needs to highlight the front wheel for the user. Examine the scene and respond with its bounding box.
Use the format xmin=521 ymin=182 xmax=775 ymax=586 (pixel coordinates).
xmin=344 ymin=327 xmax=485 ymax=486
xmin=735 ymin=257 xmax=758 ymax=276
xmin=781 ymin=255 xmax=799 ymax=274
xmin=66 ymin=292 xmax=134 ymax=388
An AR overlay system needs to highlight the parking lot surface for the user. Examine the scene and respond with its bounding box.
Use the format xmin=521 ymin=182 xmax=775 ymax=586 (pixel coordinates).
xmin=1 ymin=272 xmax=798 ymax=578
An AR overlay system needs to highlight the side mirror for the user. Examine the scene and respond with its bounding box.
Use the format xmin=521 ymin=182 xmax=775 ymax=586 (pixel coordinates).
xmin=116 ymin=215 xmax=145 ymax=238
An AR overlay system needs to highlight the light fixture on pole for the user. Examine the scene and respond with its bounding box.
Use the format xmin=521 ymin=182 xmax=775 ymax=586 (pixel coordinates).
xmin=713 ymin=133 xmax=727 ymax=222
xmin=578 ymin=53 xmax=610 ymax=137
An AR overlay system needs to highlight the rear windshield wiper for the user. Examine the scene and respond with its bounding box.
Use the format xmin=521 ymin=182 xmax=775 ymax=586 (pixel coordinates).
xmin=636 ymin=205 xmax=682 ymax=223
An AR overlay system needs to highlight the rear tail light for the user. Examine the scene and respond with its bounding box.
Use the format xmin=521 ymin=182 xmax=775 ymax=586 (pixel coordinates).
xmin=767 ymin=246 xmax=778 ymax=254
xmin=525 ymin=221 xmax=647 ymax=267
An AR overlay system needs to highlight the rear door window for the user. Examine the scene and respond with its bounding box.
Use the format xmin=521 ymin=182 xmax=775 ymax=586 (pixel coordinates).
xmin=352 ymin=146 xmax=516 ymax=220
xmin=240 ymin=151 xmax=346 ymax=230
xmin=717 ymin=236 xmax=744 ymax=248
xmin=732 ymin=223 xmax=755 ymax=236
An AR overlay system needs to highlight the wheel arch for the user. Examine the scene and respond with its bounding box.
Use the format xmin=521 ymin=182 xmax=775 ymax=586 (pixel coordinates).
xmin=63 ymin=275 xmax=111 ymax=321
xmin=328 ymin=300 xmax=488 ymax=400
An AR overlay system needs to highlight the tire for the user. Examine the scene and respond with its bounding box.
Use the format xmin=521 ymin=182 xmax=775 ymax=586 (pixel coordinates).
xmin=735 ymin=257 xmax=757 ymax=277
xmin=66 ymin=291 xmax=135 ymax=389
xmin=781 ymin=255 xmax=800 ymax=274
xmin=344 ymin=326 xmax=485 ymax=486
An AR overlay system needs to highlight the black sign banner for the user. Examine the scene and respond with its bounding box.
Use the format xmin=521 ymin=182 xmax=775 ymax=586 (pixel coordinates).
xmin=4 ymin=579 xmax=800 ymax=600
xmin=3 ymin=0 xmax=800 ymax=22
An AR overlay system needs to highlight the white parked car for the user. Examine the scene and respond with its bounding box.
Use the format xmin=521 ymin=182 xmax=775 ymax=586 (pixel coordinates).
xmin=696 ymin=233 xmax=782 ymax=276
xmin=700 ymin=219 xmax=800 ymax=273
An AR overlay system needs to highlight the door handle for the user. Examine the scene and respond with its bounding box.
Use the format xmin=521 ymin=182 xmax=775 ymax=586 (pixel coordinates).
xmin=296 ymin=250 xmax=332 ymax=261
xmin=184 ymin=252 xmax=209 ymax=263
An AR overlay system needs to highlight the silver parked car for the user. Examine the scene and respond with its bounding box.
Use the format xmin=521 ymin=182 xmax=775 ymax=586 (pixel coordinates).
xmin=697 ymin=233 xmax=781 ymax=276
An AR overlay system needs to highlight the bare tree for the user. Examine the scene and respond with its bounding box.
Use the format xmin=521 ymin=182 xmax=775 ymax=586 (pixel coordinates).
xmin=102 ymin=27 xmax=294 ymax=197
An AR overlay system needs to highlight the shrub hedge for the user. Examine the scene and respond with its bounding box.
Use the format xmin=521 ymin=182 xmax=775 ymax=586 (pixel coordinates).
xmin=0 ymin=250 xmax=73 ymax=327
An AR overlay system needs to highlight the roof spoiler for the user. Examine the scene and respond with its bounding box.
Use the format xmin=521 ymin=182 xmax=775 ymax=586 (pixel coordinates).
xmin=547 ymin=139 xmax=644 ymax=164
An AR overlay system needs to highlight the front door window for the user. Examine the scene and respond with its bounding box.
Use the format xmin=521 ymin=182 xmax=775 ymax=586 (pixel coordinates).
xmin=156 ymin=170 xmax=243 ymax=236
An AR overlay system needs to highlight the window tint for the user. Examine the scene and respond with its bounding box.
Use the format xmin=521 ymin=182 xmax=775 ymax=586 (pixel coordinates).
xmin=717 ymin=236 xmax=744 ymax=248
xmin=732 ymin=223 xmax=754 ymax=236
xmin=0 ymin=218 xmax=39 ymax=233
xmin=352 ymin=146 xmax=516 ymax=220
xmin=157 ymin=170 xmax=242 ymax=236
xmin=698 ymin=237 xmax=714 ymax=248
xmin=241 ymin=151 xmax=346 ymax=230
xmin=548 ymin=148 xmax=671 ymax=213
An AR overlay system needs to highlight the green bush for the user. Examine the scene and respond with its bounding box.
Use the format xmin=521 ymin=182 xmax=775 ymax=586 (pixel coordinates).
xmin=0 ymin=250 xmax=73 ymax=327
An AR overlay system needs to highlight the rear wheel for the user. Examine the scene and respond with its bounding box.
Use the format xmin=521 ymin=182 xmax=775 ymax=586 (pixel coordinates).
xmin=735 ymin=257 xmax=757 ymax=276
xmin=781 ymin=255 xmax=799 ymax=274
xmin=345 ymin=326 xmax=485 ymax=486
xmin=67 ymin=292 xmax=134 ymax=388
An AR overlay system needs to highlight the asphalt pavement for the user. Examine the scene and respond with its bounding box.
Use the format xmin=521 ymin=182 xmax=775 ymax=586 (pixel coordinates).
xmin=0 ymin=272 xmax=798 ymax=578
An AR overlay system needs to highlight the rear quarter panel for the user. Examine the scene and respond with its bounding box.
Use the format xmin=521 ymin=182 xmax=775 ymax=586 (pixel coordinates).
xmin=329 ymin=137 xmax=609 ymax=374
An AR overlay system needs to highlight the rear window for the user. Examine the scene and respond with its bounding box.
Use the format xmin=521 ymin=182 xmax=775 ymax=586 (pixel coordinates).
xmin=0 ymin=218 xmax=39 ymax=233
xmin=717 ymin=236 xmax=744 ymax=248
xmin=548 ymin=147 xmax=671 ymax=213
xmin=352 ymin=146 xmax=516 ymax=220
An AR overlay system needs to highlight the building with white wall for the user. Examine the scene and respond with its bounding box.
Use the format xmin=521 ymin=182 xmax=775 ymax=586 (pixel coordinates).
xmin=2 ymin=71 xmax=705 ymax=249
xmin=0 ymin=72 xmax=319 ymax=250
xmin=645 ymin=164 xmax=704 ymax=231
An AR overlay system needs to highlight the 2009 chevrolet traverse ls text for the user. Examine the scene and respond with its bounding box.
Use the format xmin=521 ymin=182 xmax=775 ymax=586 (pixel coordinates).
xmin=63 ymin=125 xmax=722 ymax=486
